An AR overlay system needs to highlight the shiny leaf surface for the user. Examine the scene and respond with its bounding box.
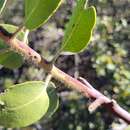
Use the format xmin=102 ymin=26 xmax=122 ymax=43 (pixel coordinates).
xmin=62 ymin=0 xmax=96 ymax=54
xmin=0 ymin=81 xmax=49 ymax=128
xmin=24 ymin=0 xmax=62 ymax=30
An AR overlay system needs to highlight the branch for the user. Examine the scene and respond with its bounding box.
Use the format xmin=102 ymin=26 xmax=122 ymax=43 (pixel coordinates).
xmin=0 ymin=27 xmax=130 ymax=124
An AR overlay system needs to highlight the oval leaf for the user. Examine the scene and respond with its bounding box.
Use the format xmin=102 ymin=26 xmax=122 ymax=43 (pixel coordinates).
xmin=61 ymin=0 xmax=96 ymax=54
xmin=0 ymin=81 xmax=49 ymax=128
xmin=0 ymin=0 xmax=7 ymax=15
xmin=24 ymin=0 xmax=62 ymax=30
xmin=0 ymin=24 xmax=28 ymax=69
xmin=44 ymin=83 xmax=59 ymax=118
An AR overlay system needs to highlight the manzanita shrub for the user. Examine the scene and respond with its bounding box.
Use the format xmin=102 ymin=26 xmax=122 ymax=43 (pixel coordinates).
xmin=0 ymin=0 xmax=96 ymax=128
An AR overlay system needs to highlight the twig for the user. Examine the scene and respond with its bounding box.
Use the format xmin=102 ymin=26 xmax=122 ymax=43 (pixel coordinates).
xmin=23 ymin=29 xmax=29 ymax=43
xmin=44 ymin=74 xmax=52 ymax=89
xmin=74 ymin=54 xmax=80 ymax=79
xmin=0 ymin=27 xmax=130 ymax=124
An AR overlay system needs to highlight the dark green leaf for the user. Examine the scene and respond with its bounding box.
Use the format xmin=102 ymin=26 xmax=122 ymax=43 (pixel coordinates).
xmin=24 ymin=0 xmax=62 ymax=30
xmin=0 ymin=50 xmax=23 ymax=69
xmin=0 ymin=0 xmax=7 ymax=14
xmin=44 ymin=83 xmax=59 ymax=118
xmin=62 ymin=0 xmax=96 ymax=54
xmin=0 ymin=24 xmax=28 ymax=69
xmin=0 ymin=81 xmax=49 ymax=128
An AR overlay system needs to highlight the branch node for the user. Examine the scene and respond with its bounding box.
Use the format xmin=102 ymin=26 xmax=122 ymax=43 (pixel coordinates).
xmin=88 ymin=97 xmax=105 ymax=113
xmin=78 ymin=77 xmax=93 ymax=89
xmin=108 ymin=99 xmax=117 ymax=106
xmin=0 ymin=26 xmax=130 ymax=124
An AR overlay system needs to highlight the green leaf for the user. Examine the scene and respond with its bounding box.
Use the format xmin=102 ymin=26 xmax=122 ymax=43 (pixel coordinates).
xmin=62 ymin=0 xmax=96 ymax=54
xmin=44 ymin=83 xmax=59 ymax=118
xmin=0 ymin=50 xmax=23 ymax=69
xmin=0 ymin=24 xmax=28 ymax=69
xmin=0 ymin=81 xmax=49 ymax=128
xmin=24 ymin=0 xmax=62 ymax=30
xmin=0 ymin=0 xmax=7 ymax=15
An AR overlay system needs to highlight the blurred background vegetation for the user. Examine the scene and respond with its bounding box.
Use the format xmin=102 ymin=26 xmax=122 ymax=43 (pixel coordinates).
xmin=0 ymin=0 xmax=130 ymax=130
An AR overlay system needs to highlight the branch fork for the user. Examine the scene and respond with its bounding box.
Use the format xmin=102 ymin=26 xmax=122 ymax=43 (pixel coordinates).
xmin=0 ymin=27 xmax=130 ymax=124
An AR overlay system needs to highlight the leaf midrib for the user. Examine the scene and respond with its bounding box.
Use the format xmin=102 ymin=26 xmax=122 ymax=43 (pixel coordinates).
xmin=62 ymin=9 xmax=84 ymax=50
xmin=0 ymin=0 xmax=7 ymax=14
xmin=25 ymin=0 xmax=41 ymax=24
xmin=5 ymin=87 xmax=46 ymax=111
